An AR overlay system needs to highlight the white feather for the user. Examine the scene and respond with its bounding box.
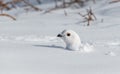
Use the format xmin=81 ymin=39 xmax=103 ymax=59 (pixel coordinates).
xmin=58 ymin=29 xmax=94 ymax=52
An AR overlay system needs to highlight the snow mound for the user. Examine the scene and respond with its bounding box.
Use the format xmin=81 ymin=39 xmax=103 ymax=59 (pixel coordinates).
xmin=80 ymin=43 xmax=94 ymax=53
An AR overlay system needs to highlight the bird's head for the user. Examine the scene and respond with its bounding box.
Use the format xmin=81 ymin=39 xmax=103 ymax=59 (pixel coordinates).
xmin=57 ymin=29 xmax=81 ymax=50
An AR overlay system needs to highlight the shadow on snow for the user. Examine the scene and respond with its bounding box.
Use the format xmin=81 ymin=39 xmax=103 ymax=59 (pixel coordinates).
xmin=33 ymin=44 xmax=65 ymax=50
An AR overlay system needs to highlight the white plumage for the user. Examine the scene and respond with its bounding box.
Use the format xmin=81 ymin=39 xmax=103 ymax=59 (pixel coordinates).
xmin=57 ymin=29 xmax=93 ymax=52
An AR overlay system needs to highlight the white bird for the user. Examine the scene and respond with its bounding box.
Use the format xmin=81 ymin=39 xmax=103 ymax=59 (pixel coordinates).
xmin=57 ymin=29 xmax=93 ymax=52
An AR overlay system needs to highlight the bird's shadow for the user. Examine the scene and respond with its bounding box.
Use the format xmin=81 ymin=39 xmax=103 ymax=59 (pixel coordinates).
xmin=33 ymin=44 xmax=65 ymax=50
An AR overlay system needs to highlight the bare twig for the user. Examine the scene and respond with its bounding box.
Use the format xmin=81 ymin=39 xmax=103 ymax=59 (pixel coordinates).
xmin=22 ymin=0 xmax=42 ymax=11
xmin=0 ymin=13 xmax=16 ymax=20
xmin=64 ymin=10 xmax=67 ymax=16
xmin=0 ymin=1 xmax=11 ymax=11
xmin=89 ymin=7 xmax=97 ymax=20
xmin=109 ymin=0 xmax=120 ymax=4
xmin=54 ymin=0 xmax=58 ymax=8
xmin=44 ymin=8 xmax=58 ymax=14
xmin=78 ymin=7 xmax=97 ymax=26
xmin=1 ymin=0 xmax=42 ymax=11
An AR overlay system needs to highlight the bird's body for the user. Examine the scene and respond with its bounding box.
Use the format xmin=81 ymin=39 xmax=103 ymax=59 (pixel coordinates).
xmin=57 ymin=29 xmax=93 ymax=52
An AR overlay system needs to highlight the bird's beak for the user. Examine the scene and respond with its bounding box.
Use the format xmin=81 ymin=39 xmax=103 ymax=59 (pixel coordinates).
xmin=57 ymin=34 xmax=62 ymax=37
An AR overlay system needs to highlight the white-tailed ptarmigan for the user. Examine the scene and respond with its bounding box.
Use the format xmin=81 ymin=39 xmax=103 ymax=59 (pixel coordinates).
xmin=57 ymin=29 xmax=93 ymax=52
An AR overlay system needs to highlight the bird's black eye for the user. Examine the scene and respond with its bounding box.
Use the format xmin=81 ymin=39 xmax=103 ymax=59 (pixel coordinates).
xmin=67 ymin=33 xmax=71 ymax=36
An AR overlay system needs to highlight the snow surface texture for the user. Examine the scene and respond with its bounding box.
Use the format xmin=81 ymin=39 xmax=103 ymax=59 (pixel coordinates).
xmin=1 ymin=0 xmax=120 ymax=74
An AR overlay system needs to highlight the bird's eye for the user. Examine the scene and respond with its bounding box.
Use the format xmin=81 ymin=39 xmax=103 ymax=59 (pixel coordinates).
xmin=67 ymin=33 xmax=71 ymax=36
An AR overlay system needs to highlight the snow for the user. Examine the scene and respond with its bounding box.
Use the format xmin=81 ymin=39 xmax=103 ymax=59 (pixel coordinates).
xmin=1 ymin=0 xmax=120 ymax=74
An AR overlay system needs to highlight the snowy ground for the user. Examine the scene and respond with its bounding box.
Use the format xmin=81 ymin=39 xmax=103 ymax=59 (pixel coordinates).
xmin=0 ymin=0 xmax=120 ymax=74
